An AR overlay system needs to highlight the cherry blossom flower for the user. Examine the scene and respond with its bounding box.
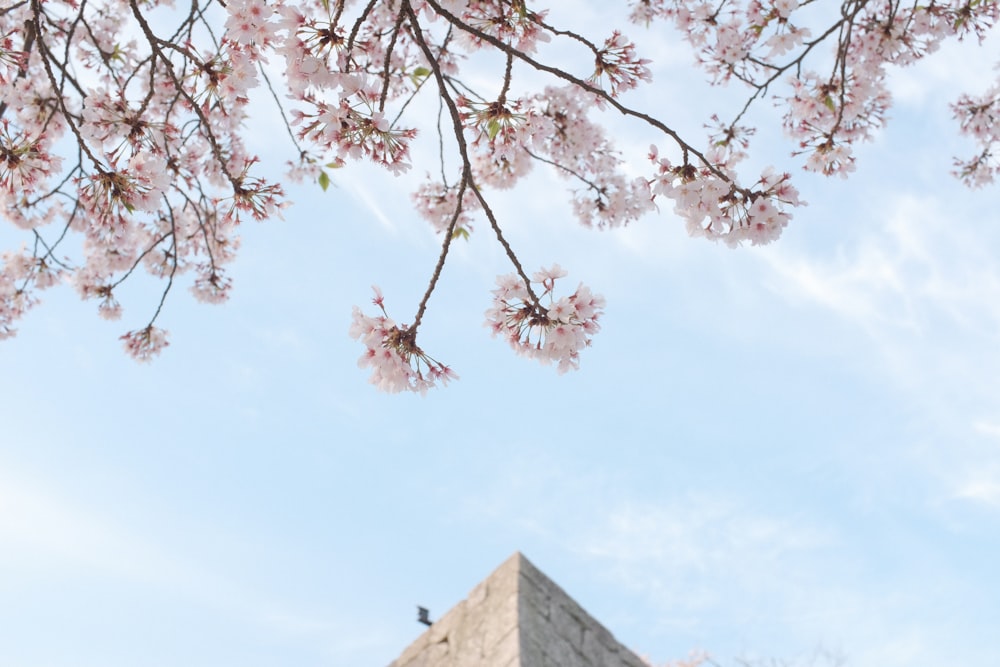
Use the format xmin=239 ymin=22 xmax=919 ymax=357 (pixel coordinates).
xmin=442 ymin=0 xmax=553 ymax=53
xmin=485 ymin=266 xmax=605 ymax=373
xmin=413 ymin=179 xmax=481 ymax=235
xmin=224 ymin=0 xmax=279 ymax=52
xmin=952 ymin=83 xmax=1000 ymax=186
xmin=649 ymin=146 xmax=801 ymax=247
xmin=349 ymin=287 xmax=457 ymax=394
xmin=0 ymin=121 xmax=61 ymax=197
xmin=529 ymin=86 xmax=655 ymax=228
xmin=590 ymin=32 xmax=653 ymax=97
xmin=191 ymin=266 xmax=233 ymax=304
xmin=120 ymin=326 xmax=170 ymax=362
xmin=0 ymin=262 xmax=35 ymax=339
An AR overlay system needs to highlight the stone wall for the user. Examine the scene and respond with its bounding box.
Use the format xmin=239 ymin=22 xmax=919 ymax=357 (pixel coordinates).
xmin=387 ymin=552 xmax=647 ymax=667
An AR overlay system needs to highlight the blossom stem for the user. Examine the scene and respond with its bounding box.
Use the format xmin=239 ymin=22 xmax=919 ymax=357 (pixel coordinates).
xmin=403 ymin=0 xmax=543 ymax=313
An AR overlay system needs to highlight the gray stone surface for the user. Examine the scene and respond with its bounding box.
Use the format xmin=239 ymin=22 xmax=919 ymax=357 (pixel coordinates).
xmin=386 ymin=552 xmax=646 ymax=667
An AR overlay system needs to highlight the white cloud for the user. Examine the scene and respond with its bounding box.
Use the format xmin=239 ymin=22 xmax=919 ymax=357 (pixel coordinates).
xmin=578 ymin=495 xmax=832 ymax=612
xmin=760 ymin=190 xmax=1000 ymax=395
xmin=932 ymin=421 xmax=1000 ymax=510
xmin=574 ymin=493 xmax=999 ymax=667
xmin=755 ymin=191 xmax=1000 ymax=513
xmin=0 ymin=463 xmax=347 ymax=646
xmin=338 ymin=168 xmax=401 ymax=233
xmin=0 ymin=469 xmax=182 ymax=581
xmin=889 ymin=30 xmax=1000 ymax=107
xmin=975 ymin=420 xmax=1000 ymax=439
xmin=955 ymin=477 xmax=1000 ymax=506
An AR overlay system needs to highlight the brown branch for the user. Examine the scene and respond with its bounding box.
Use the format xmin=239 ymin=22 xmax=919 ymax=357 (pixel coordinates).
xmin=128 ymin=0 xmax=239 ymax=188
xmin=0 ymin=15 xmax=35 ymax=120
xmin=379 ymin=7 xmax=407 ymax=111
xmin=422 ymin=0 xmax=733 ymax=184
xmin=402 ymin=0 xmax=541 ymax=326
xmin=29 ymin=0 xmax=103 ymax=170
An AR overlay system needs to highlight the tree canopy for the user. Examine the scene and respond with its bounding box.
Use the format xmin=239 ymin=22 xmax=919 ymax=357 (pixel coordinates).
xmin=1 ymin=0 xmax=997 ymax=391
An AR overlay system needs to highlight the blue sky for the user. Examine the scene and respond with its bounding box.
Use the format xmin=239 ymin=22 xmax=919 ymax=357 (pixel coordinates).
xmin=2 ymin=6 xmax=1000 ymax=667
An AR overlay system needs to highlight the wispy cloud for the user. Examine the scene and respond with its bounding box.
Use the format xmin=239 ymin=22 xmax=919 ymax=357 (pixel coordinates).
xmin=0 ymin=463 xmax=347 ymax=646
xmin=933 ymin=421 xmax=1000 ymax=510
xmin=757 ymin=192 xmax=1000 ymax=509
xmin=577 ymin=495 xmax=832 ymax=615
xmin=760 ymin=194 xmax=996 ymax=337
xmin=337 ymin=168 xmax=401 ymax=233
xmin=760 ymin=191 xmax=1000 ymax=401
xmin=573 ymin=492 xmax=999 ymax=667
xmin=0 ymin=468 xmax=183 ymax=582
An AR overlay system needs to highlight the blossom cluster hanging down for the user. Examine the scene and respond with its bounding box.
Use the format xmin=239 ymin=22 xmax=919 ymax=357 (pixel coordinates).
xmin=485 ymin=266 xmax=605 ymax=374
xmin=349 ymin=287 xmax=457 ymax=394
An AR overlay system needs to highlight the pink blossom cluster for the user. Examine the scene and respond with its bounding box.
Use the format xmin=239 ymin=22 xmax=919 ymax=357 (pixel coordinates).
xmin=458 ymin=97 xmax=548 ymax=190
xmin=629 ymin=0 xmax=1000 ymax=178
xmin=0 ymin=272 xmax=26 ymax=340
xmin=528 ymin=86 xmax=656 ymax=229
xmin=0 ymin=120 xmax=61 ymax=197
xmin=953 ymin=83 xmax=1000 ymax=186
xmin=447 ymin=83 xmax=656 ymax=227
xmin=485 ymin=266 xmax=604 ymax=373
xmin=276 ymin=2 xmax=426 ymax=175
xmin=0 ymin=0 xmax=287 ymax=360
xmin=434 ymin=0 xmax=553 ymax=54
xmin=590 ymin=31 xmax=653 ymax=97
xmin=224 ymin=0 xmax=280 ymax=54
xmin=0 ymin=249 xmax=56 ymax=339
xmin=0 ymin=30 xmax=28 ymax=84
xmin=649 ymin=146 xmax=801 ymax=247
xmin=349 ymin=288 xmax=457 ymax=394
xmin=413 ymin=179 xmax=482 ymax=236
xmin=290 ymin=80 xmax=418 ymax=175
xmin=120 ymin=325 xmax=170 ymax=362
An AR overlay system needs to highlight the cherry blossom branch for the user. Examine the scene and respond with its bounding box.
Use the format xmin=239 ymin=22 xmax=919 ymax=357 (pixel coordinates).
xmin=411 ymin=172 xmax=467 ymax=332
xmin=403 ymin=0 xmax=542 ymax=307
xmin=3 ymin=0 xmax=998 ymax=384
xmin=378 ymin=7 xmax=407 ymax=111
xmin=127 ymin=1 xmax=235 ymax=182
xmin=727 ymin=18 xmax=846 ymax=127
xmin=0 ymin=12 xmax=33 ymax=120
xmin=422 ymin=0 xmax=733 ymax=184
xmin=29 ymin=1 xmax=102 ymax=169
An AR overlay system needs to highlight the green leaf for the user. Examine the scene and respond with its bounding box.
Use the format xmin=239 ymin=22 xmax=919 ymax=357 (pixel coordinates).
xmin=486 ymin=120 xmax=501 ymax=141
xmin=823 ymin=96 xmax=836 ymax=112
xmin=410 ymin=67 xmax=431 ymax=85
xmin=325 ymin=161 xmax=343 ymax=169
xmin=318 ymin=170 xmax=331 ymax=192
xmin=451 ymin=227 xmax=470 ymax=241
